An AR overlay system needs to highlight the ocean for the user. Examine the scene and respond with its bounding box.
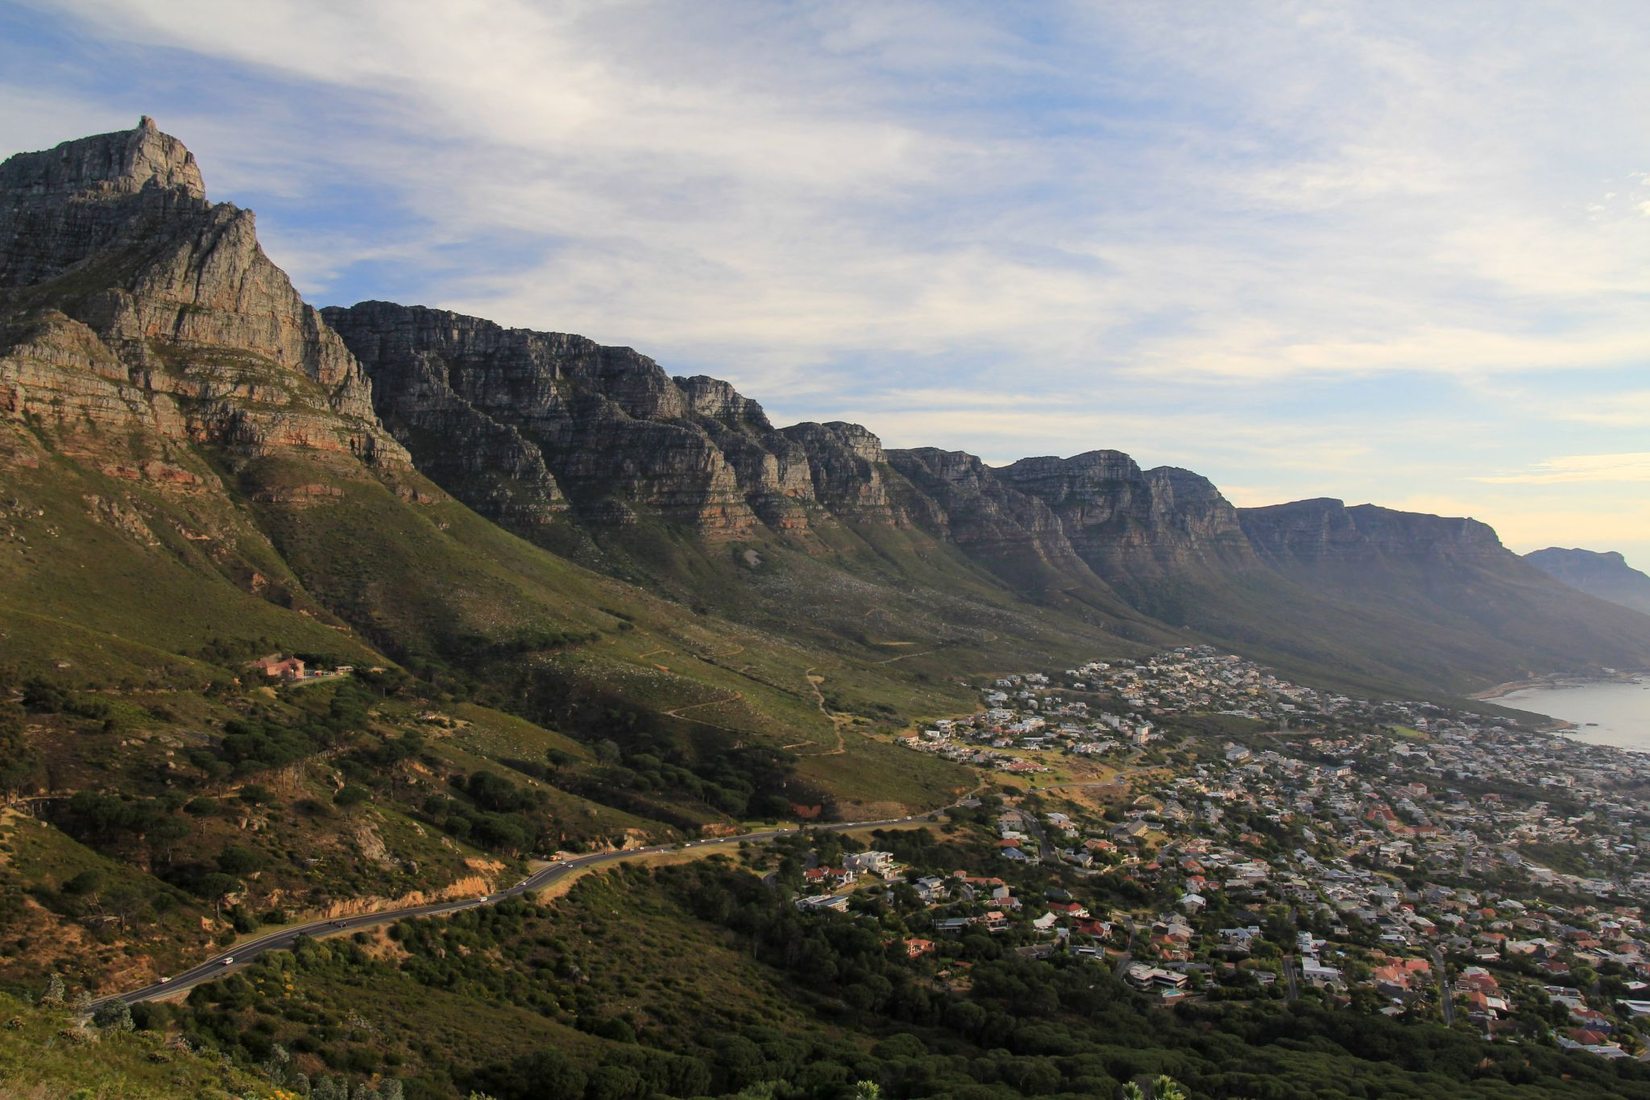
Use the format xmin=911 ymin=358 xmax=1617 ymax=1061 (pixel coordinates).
xmin=1493 ymin=676 xmax=1650 ymax=753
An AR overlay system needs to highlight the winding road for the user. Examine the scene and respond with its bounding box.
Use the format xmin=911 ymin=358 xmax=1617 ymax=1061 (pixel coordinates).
xmin=89 ymin=806 xmax=953 ymax=1010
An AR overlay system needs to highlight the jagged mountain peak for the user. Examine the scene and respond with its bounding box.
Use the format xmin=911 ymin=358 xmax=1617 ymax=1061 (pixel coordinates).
xmin=997 ymin=449 xmax=1140 ymax=481
xmin=674 ymin=374 xmax=774 ymax=430
xmin=1 ymin=117 xmax=402 ymax=465
xmin=1532 ymin=546 xmax=1631 ymax=567
xmin=1 ymin=116 xmax=205 ymax=203
xmin=0 ymin=117 xmax=213 ymax=290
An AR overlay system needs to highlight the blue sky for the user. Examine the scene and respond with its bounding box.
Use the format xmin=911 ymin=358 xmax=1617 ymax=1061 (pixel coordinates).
xmin=3 ymin=1 xmax=1648 ymax=569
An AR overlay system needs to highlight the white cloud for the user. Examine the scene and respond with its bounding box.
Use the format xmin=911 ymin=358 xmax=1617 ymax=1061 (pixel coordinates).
xmin=5 ymin=0 xmax=1649 ymax=559
xmin=1475 ymin=453 xmax=1650 ymax=486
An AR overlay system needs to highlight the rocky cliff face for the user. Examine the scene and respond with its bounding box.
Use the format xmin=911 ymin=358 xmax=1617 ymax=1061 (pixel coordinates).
xmin=9 ymin=118 xmax=1644 ymax=699
xmin=328 ymin=301 xmax=922 ymax=537
xmin=1525 ymin=547 xmax=1650 ymax=617
xmin=997 ymin=451 xmax=1259 ymax=587
xmin=1238 ymin=499 xmax=1507 ymax=571
xmin=0 ymin=115 xmax=205 ymax=288
xmin=886 ymin=447 xmax=1091 ymax=573
xmin=0 ymin=118 xmax=403 ymax=467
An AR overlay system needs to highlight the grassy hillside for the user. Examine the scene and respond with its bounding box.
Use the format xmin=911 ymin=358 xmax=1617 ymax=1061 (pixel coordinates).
xmin=0 ymin=990 xmax=283 ymax=1099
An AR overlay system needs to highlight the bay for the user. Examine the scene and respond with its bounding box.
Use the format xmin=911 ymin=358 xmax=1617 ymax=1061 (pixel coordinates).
xmin=1493 ymin=676 xmax=1650 ymax=752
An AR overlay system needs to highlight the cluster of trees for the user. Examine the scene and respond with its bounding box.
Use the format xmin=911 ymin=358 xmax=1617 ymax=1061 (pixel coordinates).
xmin=19 ymin=676 xmax=107 ymax=719
xmin=517 ymin=674 xmax=820 ymax=821
xmin=183 ymin=683 xmax=375 ymax=780
xmin=434 ymin=626 xmax=603 ymax=665
xmin=574 ymin=740 xmax=801 ymax=821
xmin=0 ymin=693 xmax=42 ymax=796
xmin=421 ymin=770 xmax=552 ymax=855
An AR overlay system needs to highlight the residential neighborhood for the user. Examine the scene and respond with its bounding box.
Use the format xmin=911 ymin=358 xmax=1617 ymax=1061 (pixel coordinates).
xmin=784 ymin=648 xmax=1650 ymax=1059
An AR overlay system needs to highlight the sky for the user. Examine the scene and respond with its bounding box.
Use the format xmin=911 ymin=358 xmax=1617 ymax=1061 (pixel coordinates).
xmin=2 ymin=1 xmax=1648 ymax=569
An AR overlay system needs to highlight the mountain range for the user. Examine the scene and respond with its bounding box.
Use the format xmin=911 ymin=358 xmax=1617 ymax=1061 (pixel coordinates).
xmin=5 ymin=118 xmax=1650 ymax=711
xmin=7 ymin=117 xmax=1650 ymax=1099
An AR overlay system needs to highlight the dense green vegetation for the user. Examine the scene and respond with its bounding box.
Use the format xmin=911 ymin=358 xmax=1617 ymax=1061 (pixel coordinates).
xmin=115 ymin=854 xmax=1650 ymax=1099
xmin=0 ymin=989 xmax=282 ymax=1098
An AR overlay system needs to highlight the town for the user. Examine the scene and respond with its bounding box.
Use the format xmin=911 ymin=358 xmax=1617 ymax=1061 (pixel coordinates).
xmin=772 ymin=648 xmax=1650 ymax=1060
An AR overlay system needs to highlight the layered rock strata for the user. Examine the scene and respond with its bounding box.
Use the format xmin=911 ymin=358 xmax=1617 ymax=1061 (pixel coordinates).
xmin=1240 ymin=498 xmax=1507 ymax=570
xmin=327 ymin=301 xmax=909 ymax=537
xmin=0 ymin=118 xmax=404 ymax=466
xmin=997 ymin=451 xmax=1260 ymax=586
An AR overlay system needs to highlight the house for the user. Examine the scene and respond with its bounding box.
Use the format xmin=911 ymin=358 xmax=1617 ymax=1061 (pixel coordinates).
xmin=904 ymin=938 xmax=936 ymax=959
xmin=913 ymin=876 xmax=950 ymax=902
xmin=795 ymin=894 xmax=850 ymax=913
xmin=1218 ymin=926 xmax=1262 ymax=951
xmin=845 ymin=851 xmax=897 ymax=877
xmin=1124 ymin=963 xmax=1187 ymax=992
xmin=249 ymin=654 xmax=305 ymax=680
xmin=1111 ymin=820 xmax=1150 ymax=842
xmin=803 ymin=866 xmax=855 ymax=888
xmin=1300 ymin=957 xmax=1342 ymax=985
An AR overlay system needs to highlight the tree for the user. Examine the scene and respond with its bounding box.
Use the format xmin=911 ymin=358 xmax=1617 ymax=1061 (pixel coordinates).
xmin=216 ymin=844 xmax=263 ymax=875
xmin=148 ymin=815 xmax=191 ymax=865
xmin=91 ymin=999 xmax=134 ymax=1031
xmin=198 ymin=872 xmax=239 ymax=920
xmin=1153 ymin=1076 xmax=1188 ymax=1100
xmin=40 ymin=972 xmax=64 ymax=1006
xmin=104 ymin=884 xmax=147 ymax=932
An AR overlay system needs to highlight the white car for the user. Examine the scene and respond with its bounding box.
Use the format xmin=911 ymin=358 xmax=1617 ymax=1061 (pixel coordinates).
xmin=221 ymin=957 xmax=234 ymax=965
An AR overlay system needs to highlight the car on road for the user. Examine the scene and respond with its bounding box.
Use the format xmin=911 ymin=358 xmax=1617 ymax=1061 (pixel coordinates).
xmin=158 ymin=976 xmax=170 ymax=983
xmin=332 ymin=920 xmax=347 ymax=927
xmin=221 ymin=957 xmax=233 ymax=965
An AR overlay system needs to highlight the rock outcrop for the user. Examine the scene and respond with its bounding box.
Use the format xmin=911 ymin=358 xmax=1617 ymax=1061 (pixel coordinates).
xmin=0 ymin=118 xmax=404 ymax=466
xmin=997 ymin=451 xmax=1259 ymax=588
xmin=887 ymin=447 xmax=1092 ymax=575
xmin=328 ymin=301 xmax=918 ymax=537
xmin=1239 ymin=499 xmax=1507 ymax=572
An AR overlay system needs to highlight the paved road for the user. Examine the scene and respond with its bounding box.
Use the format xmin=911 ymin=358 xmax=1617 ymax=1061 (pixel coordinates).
xmin=1281 ymin=955 xmax=1300 ymax=1002
xmin=1112 ymin=921 xmax=1137 ymax=977
xmin=90 ymin=808 xmax=944 ymax=1009
xmin=1433 ymin=946 xmax=1454 ymax=1025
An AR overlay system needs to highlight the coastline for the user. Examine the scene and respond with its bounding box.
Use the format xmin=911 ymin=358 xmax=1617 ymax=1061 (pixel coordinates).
xmin=1476 ymin=673 xmax=1650 ymax=753
xmin=1471 ymin=670 xmax=1644 ymax=702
